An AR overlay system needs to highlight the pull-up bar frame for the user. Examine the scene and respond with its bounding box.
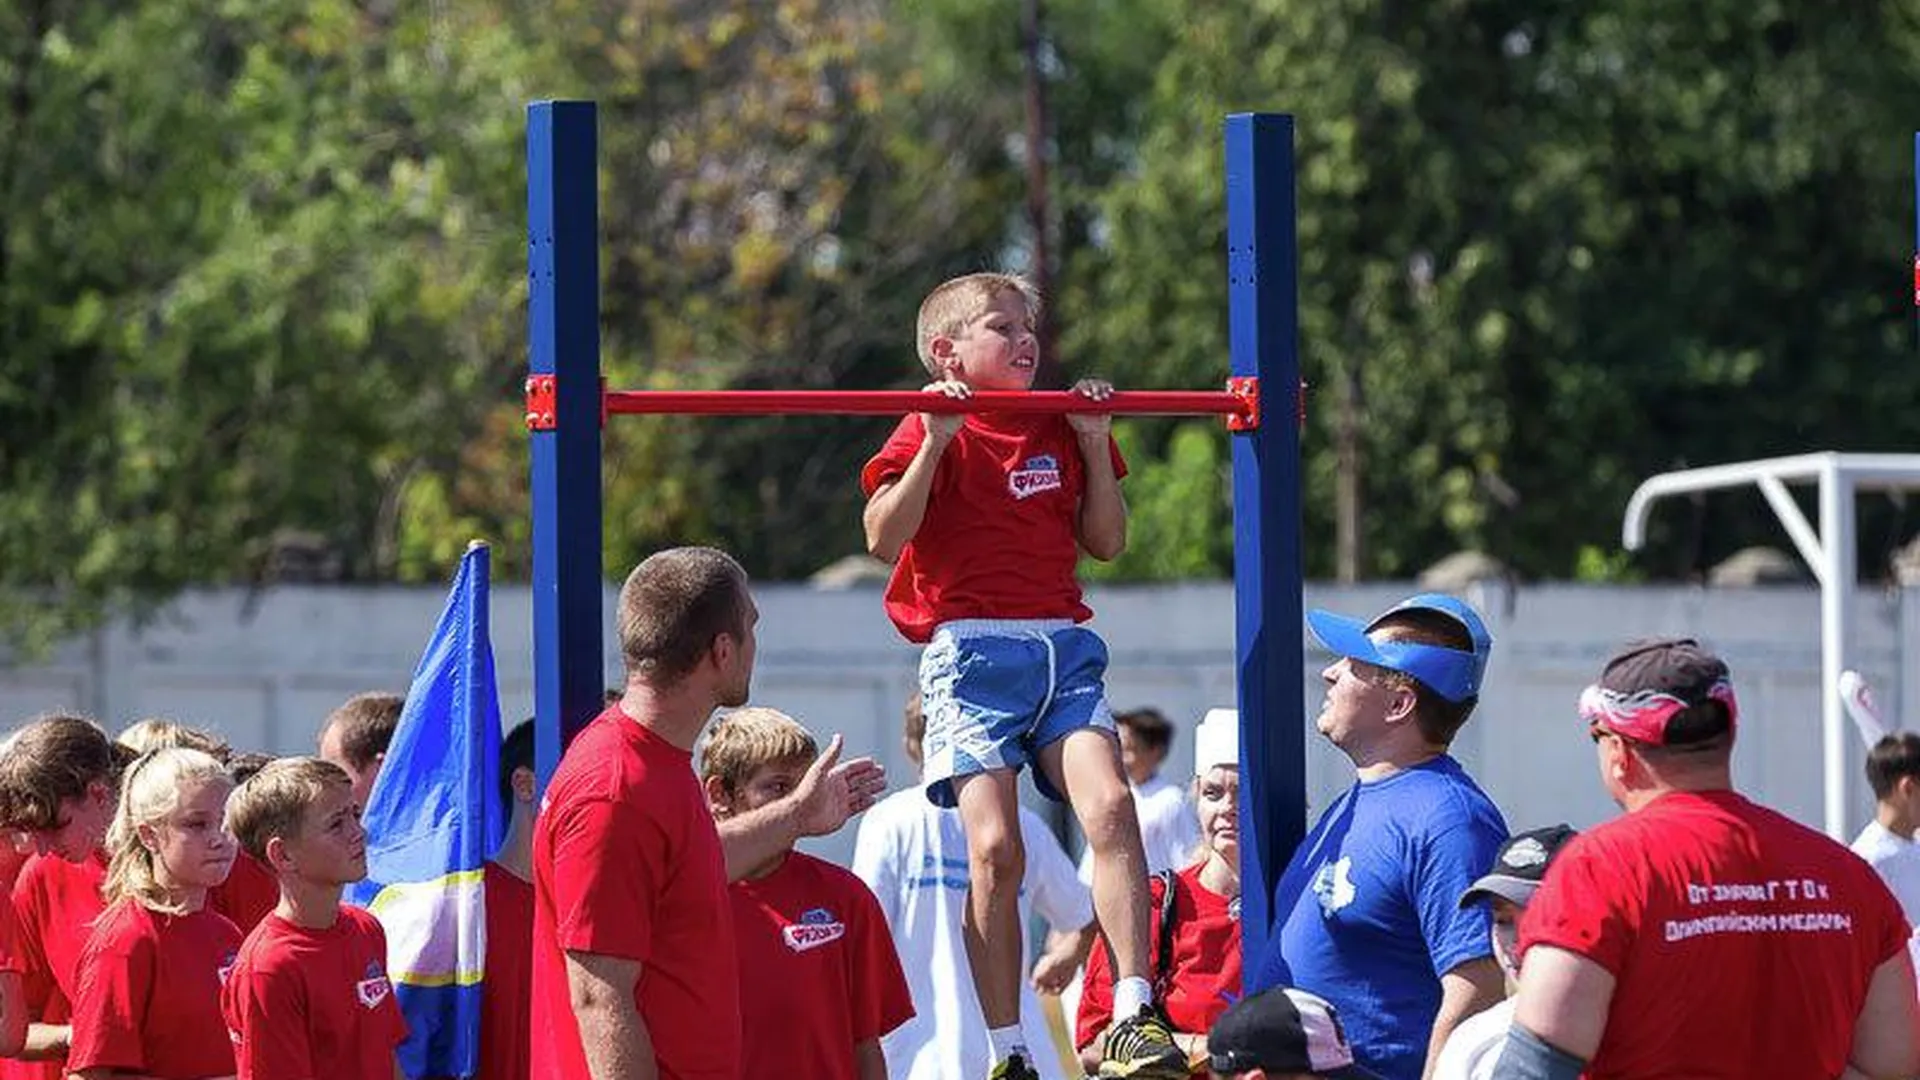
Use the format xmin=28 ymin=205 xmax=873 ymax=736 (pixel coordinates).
xmin=525 ymin=101 xmax=1305 ymax=964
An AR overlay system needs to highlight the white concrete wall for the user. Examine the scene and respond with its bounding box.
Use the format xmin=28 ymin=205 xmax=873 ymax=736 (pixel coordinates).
xmin=2 ymin=581 xmax=1914 ymax=867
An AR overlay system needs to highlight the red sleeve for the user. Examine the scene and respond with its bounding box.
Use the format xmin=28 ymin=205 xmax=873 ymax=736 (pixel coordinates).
xmin=844 ymin=874 xmax=913 ymax=1042
xmin=0 ymin=892 xmax=21 ymax=975
xmin=1518 ymin=835 xmax=1635 ymax=975
xmin=860 ymin=416 xmax=929 ymax=495
xmin=223 ymin=954 xmax=316 ymax=1079
xmin=66 ymin=909 xmax=151 ymax=1070
xmin=549 ymin=795 xmax=662 ymax=962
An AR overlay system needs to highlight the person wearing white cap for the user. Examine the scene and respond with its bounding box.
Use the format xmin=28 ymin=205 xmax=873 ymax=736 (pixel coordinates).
xmin=1077 ymin=708 xmax=1243 ymax=1073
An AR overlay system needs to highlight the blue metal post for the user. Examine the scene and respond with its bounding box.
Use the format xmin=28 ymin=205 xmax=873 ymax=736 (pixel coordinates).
xmin=528 ymin=101 xmax=605 ymax=788
xmin=1226 ymin=113 xmax=1305 ymax=969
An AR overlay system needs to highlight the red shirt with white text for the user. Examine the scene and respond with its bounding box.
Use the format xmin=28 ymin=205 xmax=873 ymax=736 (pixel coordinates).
xmin=730 ymin=851 xmax=914 ymax=1080
xmin=219 ymin=906 xmax=408 ymax=1080
xmin=862 ymin=414 xmax=1126 ymax=642
xmin=1521 ymin=790 xmax=1907 ymax=1079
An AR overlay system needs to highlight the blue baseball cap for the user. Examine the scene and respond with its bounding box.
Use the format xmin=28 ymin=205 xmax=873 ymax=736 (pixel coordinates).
xmin=1306 ymin=593 xmax=1492 ymax=704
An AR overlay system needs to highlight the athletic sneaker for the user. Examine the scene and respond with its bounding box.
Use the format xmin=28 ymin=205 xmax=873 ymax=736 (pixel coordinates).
xmin=1097 ymin=1007 xmax=1188 ymax=1078
xmin=986 ymin=1053 xmax=1041 ymax=1080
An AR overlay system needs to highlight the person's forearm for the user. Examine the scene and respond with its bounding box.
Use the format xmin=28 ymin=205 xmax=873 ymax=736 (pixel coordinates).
xmin=855 ymin=1038 xmax=887 ymax=1080
xmin=718 ymin=797 xmax=804 ymax=881
xmin=1076 ymin=434 xmax=1127 ymax=559
xmin=577 ymin=996 xmax=656 ymax=1080
xmin=864 ymin=440 xmax=947 ymax=561
xmin=20 ymin=1021 xmax=69 ymax=1060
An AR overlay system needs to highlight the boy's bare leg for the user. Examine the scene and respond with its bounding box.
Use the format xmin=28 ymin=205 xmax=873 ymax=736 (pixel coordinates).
xmin=1040 ymin=728 xmax=1151 ymax=983
xmin=954 ymin=768 xmax=1027 ymax=1029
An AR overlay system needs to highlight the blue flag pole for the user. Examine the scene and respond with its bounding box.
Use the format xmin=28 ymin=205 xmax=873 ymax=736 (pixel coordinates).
xmin=353 ymin=540 xmax=506 ymax=1078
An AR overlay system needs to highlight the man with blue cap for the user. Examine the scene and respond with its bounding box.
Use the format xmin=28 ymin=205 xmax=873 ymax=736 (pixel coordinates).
xmin=1250 ymin=594 xmax=1510 ymax=1080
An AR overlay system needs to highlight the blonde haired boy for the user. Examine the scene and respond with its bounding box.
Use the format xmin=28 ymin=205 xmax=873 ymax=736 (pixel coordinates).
xmin=701 ymin=708 xmax=913 ymax=1080
xmin=220 ymin=757 xmax=407 ymax=1079
xmin=861 ymin=272 xmax=1182 ymax=1079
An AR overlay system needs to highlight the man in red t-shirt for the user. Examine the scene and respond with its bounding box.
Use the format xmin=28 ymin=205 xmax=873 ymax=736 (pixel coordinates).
xmin=700 ymin=707 xmax=914 ymax=1080
xmin=531 ymin=547 xmax=887 ymax=1080
xmin=1492 ymin=639 xmax=1920 ymax=1080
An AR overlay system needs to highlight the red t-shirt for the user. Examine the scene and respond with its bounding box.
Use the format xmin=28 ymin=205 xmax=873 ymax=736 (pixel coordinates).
xmin=532 ymin=706 xmax=740 ymax=1080
xmin=477 ymin=859 xmax=533 ymax=1080
xmin=68 ymin=899 xmax=243 ymax=1077
xmin=0 ymin=889 xmax=23 ymax=975
xmin=219 ymin=906 xmax=408 ymax=1080
xmin=860 ymin=414 xmax=1127 ymax=642
xmin=1521 ymin=790 xmax=1909 ymax=1079
xmin=210 ymin=852 xmax=282 ymax=935
xmin=1077 ymin=864 xmax=1241 ymax=1056
xmin=729 ymin=852 xmax=914 ymax=1080
xmin=2 ymin=852 xmax=107 ymax=1080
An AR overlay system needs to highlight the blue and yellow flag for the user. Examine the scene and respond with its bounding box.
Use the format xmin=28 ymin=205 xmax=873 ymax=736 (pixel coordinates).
xmin=351 ymin=541 xmax=506 ymax=1078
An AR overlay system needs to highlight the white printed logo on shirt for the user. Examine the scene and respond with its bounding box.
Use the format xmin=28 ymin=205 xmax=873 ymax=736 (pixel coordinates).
xmin=1008 ymin=455 xmax=1063 ymax=499
xmin=1314 ymin=856 xmax=1357 ymax=915
xmin=355 ymin=961 xmax=394 ymax=1009
xmin=782 ymin=907 xmax=848 ymax=952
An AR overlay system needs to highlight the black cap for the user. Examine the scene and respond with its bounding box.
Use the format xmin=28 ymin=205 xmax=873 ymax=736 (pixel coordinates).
xmin=1458 ymin=824 xmax=1579 ymax=909
xmin=1208 ymin=987 xmax=1384 ymax=1078
xmin=1580 ymin=638 xmax=1739 ymax=746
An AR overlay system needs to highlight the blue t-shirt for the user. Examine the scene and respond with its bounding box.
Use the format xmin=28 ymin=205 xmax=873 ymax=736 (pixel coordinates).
xmin=1251 ymin=755 xmax=1508 ymax=1080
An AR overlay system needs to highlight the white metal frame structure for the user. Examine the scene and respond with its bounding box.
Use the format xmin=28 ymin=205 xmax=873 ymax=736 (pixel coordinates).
xmin=1622 ymin=452 xmax=1920 ymax=839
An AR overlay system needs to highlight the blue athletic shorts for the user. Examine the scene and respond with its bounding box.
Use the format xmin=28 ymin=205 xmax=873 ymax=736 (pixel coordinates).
xmin=918 ymin=619 xmax=1115 ymax=808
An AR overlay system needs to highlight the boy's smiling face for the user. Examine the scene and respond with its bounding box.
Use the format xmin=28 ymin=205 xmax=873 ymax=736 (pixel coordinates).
xmin=934 ymin=288 xmax=1038 ymax=391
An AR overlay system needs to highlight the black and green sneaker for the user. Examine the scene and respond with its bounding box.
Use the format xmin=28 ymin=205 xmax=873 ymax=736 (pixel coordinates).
xmin=1097 ymin=1007 xmax=1189 ymax=1078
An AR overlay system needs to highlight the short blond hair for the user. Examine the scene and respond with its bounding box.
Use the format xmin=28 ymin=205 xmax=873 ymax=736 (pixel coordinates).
xmin=117 ymin=718 xmax=231 ymax=761
xmin=700 ymin=708 xmax=817 ymax=794
xmin=915 ymin=272 xmax=1041 ymax=376
xmin=225 ymin=757 xmax=351 ymax=864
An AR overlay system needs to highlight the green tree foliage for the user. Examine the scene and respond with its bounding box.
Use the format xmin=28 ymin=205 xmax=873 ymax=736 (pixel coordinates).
xmin=1069 ymin=0 xmax=1920 ymax=579
xmin=6 ymin=0 xmax=1920 ymax=644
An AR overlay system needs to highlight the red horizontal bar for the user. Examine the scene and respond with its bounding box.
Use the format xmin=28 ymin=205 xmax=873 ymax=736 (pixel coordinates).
xmin=601 ymin=389 xmax=1249 ymax=418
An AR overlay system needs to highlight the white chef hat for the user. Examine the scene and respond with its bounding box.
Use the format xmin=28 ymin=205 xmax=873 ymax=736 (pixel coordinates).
xmin=1194 ymin=707 xmax=1239 ymax=776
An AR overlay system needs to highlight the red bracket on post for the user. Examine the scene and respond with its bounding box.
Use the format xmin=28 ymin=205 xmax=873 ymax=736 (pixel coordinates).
xmin=1226 ymin=377 xmax=1261 ymax=432
xmin=525 ymin=375 xmax=557 ymax=431
xmin=525 ymin=375 xmax=609 ymax=430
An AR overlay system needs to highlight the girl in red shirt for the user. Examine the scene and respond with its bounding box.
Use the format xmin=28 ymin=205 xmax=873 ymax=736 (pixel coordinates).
xmin=68 ymin=747 xmax=242 ymax=1080
xmin=0 ymin=713 xmax=135 ymax=1078
xmin=1078 ymin=709 xmax=1243 ymax=1074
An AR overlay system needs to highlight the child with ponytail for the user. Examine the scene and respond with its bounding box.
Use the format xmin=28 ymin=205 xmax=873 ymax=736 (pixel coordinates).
xmin=67 ymin=747 xmax=242 ymax=1079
